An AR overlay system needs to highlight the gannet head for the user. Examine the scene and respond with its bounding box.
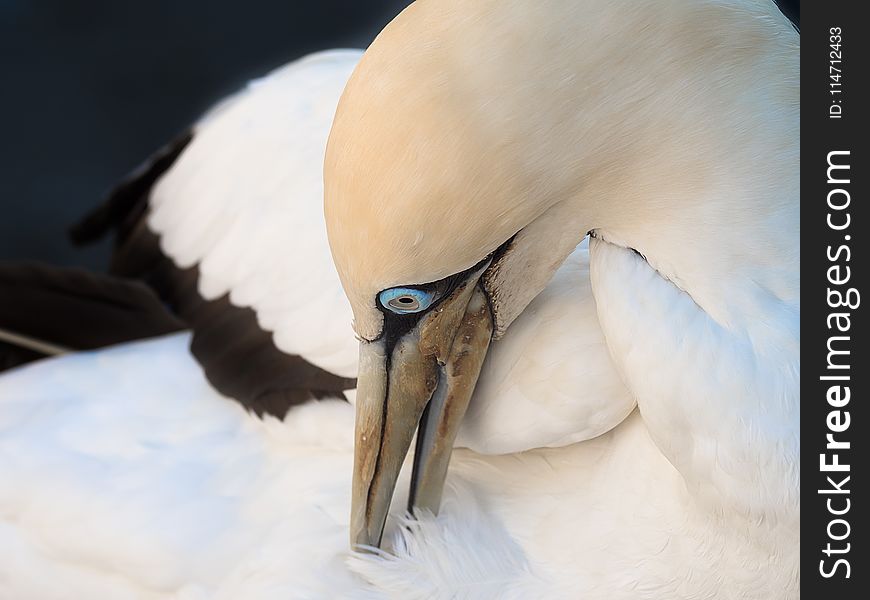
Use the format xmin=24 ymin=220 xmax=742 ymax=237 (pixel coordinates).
xmin=324 ymin=0 xmax=798 ymax=549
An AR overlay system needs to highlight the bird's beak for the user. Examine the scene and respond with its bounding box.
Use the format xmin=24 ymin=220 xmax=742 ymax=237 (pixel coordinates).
xmin=350 ymin=266 xmax=493 ymax=549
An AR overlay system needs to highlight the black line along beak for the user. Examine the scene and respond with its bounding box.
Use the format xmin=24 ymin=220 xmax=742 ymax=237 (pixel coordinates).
xmin=349 ymin=264 xmax=493 ymax=550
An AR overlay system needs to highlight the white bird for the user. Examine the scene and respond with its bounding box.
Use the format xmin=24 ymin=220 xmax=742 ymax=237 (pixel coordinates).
xmin=0 ymin=0 xmax=798 ymax=597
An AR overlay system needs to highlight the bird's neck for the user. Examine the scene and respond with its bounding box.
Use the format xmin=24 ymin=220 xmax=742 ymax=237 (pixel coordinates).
xmin=478 ymin=0 xmax=799 ymax=526
xmin=550 ymin=0 xmax=799 ymax=527
xmin=487 ymin=0 xmax=799 ymax=345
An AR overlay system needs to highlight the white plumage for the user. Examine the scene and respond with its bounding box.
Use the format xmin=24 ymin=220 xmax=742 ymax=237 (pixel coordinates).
xmin=0 ymin=336 xmax=794 ymax=598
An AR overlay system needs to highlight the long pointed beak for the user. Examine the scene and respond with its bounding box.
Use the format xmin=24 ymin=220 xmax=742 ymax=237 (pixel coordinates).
xmin=350 ymin=273 xmax=493 ymax=550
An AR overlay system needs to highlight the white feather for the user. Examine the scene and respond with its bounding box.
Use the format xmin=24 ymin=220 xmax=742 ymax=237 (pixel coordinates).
xmin=0 ymin=332 xmax=796 ymax=598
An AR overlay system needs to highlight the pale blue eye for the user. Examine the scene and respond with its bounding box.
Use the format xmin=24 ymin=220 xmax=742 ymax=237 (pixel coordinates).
xmin=379 ymin=288 xmax=436 ymax=314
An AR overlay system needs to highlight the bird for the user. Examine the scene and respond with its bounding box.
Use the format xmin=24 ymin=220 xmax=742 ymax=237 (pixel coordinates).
xmin=322 ymin=0 xmax=798 ymax=594
xmin=0 ymin=0 xmax=799 ymax=597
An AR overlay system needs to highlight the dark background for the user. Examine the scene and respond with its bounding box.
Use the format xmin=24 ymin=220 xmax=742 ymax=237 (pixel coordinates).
xmin=0 ymin=0 xmax=412 ymax=269
xmin=1 ymin=0 xmax=797 ymax=270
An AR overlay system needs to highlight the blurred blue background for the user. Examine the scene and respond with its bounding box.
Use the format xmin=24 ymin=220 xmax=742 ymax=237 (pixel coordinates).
xmin=0 ymin=0 xmax=798 ymax=270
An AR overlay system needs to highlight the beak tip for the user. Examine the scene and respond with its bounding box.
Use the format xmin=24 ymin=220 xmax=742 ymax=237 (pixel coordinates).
xmin=350 ymin=520 xmax=384 ymax=551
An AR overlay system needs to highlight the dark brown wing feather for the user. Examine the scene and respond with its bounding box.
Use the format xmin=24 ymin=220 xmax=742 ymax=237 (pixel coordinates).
xmin=0 ymin=340 xmax=43 ymax=373
xmin=0 ymin=261 xmax=185 ymax=369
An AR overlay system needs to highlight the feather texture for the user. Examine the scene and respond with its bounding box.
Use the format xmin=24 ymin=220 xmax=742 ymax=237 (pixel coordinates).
xmin=0 ymin=333 xmax=796 ymax=598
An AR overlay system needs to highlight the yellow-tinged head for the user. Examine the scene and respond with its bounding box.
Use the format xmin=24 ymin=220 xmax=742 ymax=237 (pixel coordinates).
xmin=323 ymin=0 xmax=798 ymax=549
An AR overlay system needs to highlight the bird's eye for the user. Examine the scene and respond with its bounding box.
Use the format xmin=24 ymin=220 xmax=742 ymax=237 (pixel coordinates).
xmin=378 ymin=288 xmax=436 ymax=314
